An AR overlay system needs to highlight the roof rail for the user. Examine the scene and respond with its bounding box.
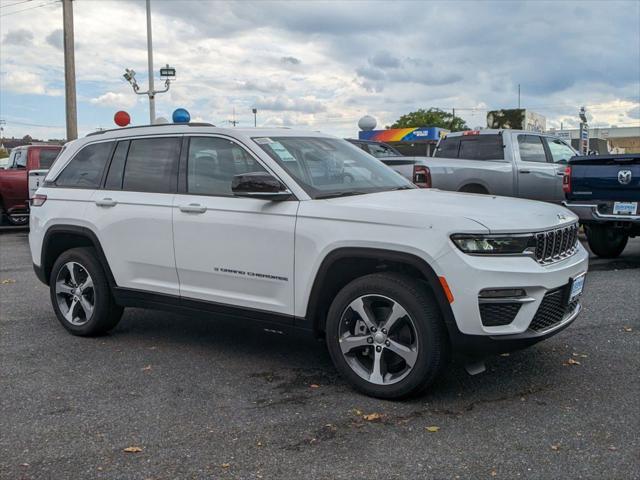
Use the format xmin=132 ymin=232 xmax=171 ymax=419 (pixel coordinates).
xmin=86 ymin=122 xmax=216 ymax=137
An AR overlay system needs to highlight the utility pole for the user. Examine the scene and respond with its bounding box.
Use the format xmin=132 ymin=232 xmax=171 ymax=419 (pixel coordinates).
xmin=63 ymin=0 xmax=77 ymax=140
xmin=146 ymin=0 xmax=155 ymax=124
xmin=518 ymin=84 xmax=521 ymax=109
xmin=252 ymin=108 xmax=257 ymax=127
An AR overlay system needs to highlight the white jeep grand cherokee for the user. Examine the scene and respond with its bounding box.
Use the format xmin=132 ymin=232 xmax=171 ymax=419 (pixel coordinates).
xmin=29 ymin=124 xmax=588 ymax=398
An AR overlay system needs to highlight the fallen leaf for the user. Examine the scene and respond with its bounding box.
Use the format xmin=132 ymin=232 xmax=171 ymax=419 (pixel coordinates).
xmin=565 ymin=358 xmax=580 ymax=366
xmin=623 ymin=326 xmax=633 ymax=332
xmin=490 ymin=470 xmax=497 ymax=477
xmin=0 ymin=279 xmax=16 ymax=285
xmin=20 ymin=463 xmax=29 ymax=468
xmin=363 ymin=412 xmax=383 ymax=421
xmin=609 ymin=446 xmax=617 ymax=451
xmin=352 ymin=408 xmax=363 ymax=416
xmin=123 ymin=446 xmax=143 ymax=453
xmin=550 ymin=444 xmax=560 ymax=451
xmin=221 ymin=463 xmax=231 ymax=469
xmin=309 ymin=384 xmax=320 ymax=389
xmin=142 ymin=365 xmax=152 ymax=372
xmin=425 ymin=426 xmax=440 ymax=432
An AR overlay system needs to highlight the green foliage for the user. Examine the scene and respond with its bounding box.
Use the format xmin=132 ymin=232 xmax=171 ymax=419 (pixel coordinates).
xmin=0 ymin=150 xmax=8 ymax=159
xmin=389 ymin=108 xmax=468 ymax=131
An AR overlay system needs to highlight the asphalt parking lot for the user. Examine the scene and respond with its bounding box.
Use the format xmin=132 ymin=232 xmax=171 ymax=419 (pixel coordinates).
xmin=1 ymin=229 xmax=638 ymax=480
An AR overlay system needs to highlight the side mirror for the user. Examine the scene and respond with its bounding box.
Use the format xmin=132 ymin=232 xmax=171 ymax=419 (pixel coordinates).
xmin=231 ymin=172 xmax=292 ymax=201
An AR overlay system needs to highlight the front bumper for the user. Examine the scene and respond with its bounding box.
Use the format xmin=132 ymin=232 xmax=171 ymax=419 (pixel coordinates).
xmin=563 ymin=201 xmax=640 ymax=223
xmin=435 ymin=241 xmax=589 ymax=352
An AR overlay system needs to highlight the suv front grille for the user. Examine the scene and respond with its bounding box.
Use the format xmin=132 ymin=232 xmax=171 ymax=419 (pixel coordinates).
xmin=529 ymin=285 xmax=579 ymax=332
xmin=534 ymin=223 xmax=579 ymax=265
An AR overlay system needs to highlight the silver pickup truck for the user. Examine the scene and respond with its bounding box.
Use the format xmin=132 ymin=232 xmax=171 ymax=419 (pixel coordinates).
xmin=362 ymin=130 xmax=578 ymax=203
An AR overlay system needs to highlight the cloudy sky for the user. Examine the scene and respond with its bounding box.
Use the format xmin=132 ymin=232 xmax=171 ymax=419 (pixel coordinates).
xmin=1 ymin=0 xmax=639 ymax=140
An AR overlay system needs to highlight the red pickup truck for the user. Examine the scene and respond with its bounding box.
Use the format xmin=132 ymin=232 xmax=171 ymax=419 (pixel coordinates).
xmin=0 ymin=145 xmax=62 ymax=225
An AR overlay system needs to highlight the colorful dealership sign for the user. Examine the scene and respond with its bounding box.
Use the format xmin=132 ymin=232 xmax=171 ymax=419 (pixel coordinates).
xmin=358 ymin=127 xmax=448 ymax=142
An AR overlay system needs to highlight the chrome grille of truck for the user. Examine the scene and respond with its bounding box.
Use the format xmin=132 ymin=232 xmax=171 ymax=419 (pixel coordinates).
xmin=534 ymin=223 xmax=579 ymax=265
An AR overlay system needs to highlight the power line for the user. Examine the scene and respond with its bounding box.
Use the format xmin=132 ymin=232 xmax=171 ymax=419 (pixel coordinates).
xmin=0 ymin=0 xmax=59 ymax=17
xmin=0 ymin=0 xmax=35 ymax=8
xmin=2 ymin=119 xmax=65 ymax=128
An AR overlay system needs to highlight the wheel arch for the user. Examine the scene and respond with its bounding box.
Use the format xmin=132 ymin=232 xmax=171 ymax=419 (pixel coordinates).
xmin=40 ymin=225 xmax=116 ymax=287
xmin=458 ymin=183 xmax=490 ymax=194
xmin=305 ymin=247 xmax=457 ymax=341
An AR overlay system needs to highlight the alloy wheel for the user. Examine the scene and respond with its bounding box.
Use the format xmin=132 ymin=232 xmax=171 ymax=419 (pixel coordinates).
xmin=338 ymin=294 xmax=419 ymax=385
xmin=55 ymin=261 xmax=95 ymax=326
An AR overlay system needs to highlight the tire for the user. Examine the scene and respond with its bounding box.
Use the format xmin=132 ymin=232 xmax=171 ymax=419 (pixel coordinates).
xmin=325 ymin=272 xmax=449 ymax=399
xmin=49 ymin=247 xmax=123 ymax=336
xmin=585 ymin=224 xmax=628 ymax=258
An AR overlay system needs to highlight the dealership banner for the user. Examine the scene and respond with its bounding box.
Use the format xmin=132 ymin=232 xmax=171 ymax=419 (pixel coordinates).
xmin=358 ymin=127 xmax=448 ymax=142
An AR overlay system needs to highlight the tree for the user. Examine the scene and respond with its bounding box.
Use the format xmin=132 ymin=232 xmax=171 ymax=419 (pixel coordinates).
xmin=389 ymin=108 xmax=468 ymax=131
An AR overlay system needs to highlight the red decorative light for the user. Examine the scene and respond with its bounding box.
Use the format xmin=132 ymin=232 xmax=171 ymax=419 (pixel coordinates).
xmin=114 ymin=111 xmax=130 ymax=127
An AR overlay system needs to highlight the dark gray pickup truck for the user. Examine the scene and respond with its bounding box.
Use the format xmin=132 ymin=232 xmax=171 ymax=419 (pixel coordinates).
xmin=563 ymin=153 xmax=639 ymax=257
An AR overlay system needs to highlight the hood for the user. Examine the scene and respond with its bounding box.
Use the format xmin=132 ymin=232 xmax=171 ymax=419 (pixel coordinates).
xmin=322 ymin=189 xmax=577 ymax=233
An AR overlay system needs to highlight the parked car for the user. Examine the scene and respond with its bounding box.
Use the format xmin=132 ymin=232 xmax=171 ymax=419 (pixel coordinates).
xmin=0 ymin=144 xmax=62 ymax=225
xmin=373 ymin=130 xmax=578 ymax=202
xmin=563 ymin=153 xmax=639 ymax=258
xmin=29 ymin=124 xmax=588 ymax=399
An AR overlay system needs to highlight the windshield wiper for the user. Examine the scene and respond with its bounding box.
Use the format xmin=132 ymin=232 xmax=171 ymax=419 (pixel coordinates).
xmin=315 ymin=191 xmax=366 ymax=199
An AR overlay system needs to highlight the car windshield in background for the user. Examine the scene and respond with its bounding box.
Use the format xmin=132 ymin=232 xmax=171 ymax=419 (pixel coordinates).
xmin=253 ymin=137 xmax=413 ymax=199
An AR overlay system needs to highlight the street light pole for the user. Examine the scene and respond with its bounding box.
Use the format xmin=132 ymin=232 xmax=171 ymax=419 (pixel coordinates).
xmin=146 ymin=0 xmax=155 ymax=124
xmin=252 ymin=108 xmax=257 ymax=127
xmin=62 ymin=0 xmax=78 ymax=140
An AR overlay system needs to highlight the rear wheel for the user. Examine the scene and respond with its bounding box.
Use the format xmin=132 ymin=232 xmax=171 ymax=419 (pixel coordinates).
xmin=459 ymin=184 xmax=489 ymax=194
xmin=325 ymin=273 xmax=449 ymax=399
xmin=50 ymin=247 xmax=123 ymax=336
xmin=585 ymin=224 xmax=628 ymax=258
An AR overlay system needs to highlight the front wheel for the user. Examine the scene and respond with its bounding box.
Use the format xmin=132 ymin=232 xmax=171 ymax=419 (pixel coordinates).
xmin=585 ymin=224 xmax=628 ymax=258
xmin=325 ymin=273 xmax=449 ymax=399
xmin=49 ymin=247 xmax=123 ymax=336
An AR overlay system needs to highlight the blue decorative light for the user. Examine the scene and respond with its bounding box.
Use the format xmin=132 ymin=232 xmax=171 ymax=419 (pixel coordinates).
xmin=172 ymin=108 xmax=191 ymax=123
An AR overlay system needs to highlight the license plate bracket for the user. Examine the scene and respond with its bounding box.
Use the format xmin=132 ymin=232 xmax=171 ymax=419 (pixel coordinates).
xmin=568 ymin=273 xmax=586 ymax=304
xmin=613 ymin=201 xmax=638 ymax=215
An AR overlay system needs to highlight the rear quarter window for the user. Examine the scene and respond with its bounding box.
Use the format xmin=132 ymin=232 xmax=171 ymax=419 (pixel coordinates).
xmin=55 ymin=142 xmax=113 ymax=188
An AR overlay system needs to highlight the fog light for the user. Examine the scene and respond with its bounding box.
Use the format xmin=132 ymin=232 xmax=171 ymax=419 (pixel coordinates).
xmin=479 ymin=288 xmax=526 ymax=299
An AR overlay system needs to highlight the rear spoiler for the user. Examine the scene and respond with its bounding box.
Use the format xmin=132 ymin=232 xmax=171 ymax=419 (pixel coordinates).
xmin=568 ymin=154 xmax=640 ymax=165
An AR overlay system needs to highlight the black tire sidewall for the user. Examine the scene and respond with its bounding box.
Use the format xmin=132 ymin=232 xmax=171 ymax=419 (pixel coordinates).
xmin=325 ymin=273 xmax=447 ymax=399
xmin=49 ymin=247 xmax=116 ymax=336
xmin=586 ymin=225 xmax=628 ymax=258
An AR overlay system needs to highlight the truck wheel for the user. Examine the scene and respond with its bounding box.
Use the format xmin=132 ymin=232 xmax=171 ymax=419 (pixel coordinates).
xmin=585 ymin=224 xmax=628 ymax=258
xmin=7 ymin=213 xmax=29 ymax=226
xmin=49 ymin=247 xmax=123 ymax=336
xmin=459 ymin=184 xmax=489 ymax=194
xmin=325 ymin=273 xmax=449 ymax=399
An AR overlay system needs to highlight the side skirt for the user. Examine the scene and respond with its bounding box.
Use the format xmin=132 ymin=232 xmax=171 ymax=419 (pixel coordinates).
xmin=112 ymin=287 xmax=314 ymax=336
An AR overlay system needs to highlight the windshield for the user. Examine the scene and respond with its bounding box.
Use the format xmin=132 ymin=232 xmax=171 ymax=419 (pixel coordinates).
xmin=253 ymin=136 xmax=413 ymax=198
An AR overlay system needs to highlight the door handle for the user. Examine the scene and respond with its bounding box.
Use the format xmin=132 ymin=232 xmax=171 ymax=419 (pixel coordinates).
xmin=95 ymin=198 xmax=117 ymax=207
xmin=556 ymin=172 xmax=567 ymax=176
xmin=519 ymin=170 xmax=531 ymax=174
xmin=179 ymin=203 xmax=207 ymax=214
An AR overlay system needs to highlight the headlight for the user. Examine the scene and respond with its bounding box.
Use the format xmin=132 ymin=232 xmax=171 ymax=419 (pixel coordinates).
xmin=451 ymin=234 xmax=536 ymax=255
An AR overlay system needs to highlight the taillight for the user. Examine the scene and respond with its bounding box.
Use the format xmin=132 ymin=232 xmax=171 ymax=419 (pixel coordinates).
xmin=30 ymin=194 xmax=47 ymax=207
xmin=413 ymin=165 xmax=432 ymax=188
xmin=562 ymin=166 xmax=571 ymax=194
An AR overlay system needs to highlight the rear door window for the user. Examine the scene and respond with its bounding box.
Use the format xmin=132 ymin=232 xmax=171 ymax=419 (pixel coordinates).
xmin=458 ymin=135 xmax=504 ymax=160
xmin=518 ymin=135 xmax=548 ymax=163
xmin=104 ymin=141 xmax=129 ymax=190
xmin=56 ymin=142 xmax=113 ymax=188
xmin=122 ymin=137 xmax=181 ymax=193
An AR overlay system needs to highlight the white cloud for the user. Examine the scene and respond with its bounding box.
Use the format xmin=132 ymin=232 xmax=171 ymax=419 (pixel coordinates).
xmin=90 ymin=92 xmax=138 ymax=109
